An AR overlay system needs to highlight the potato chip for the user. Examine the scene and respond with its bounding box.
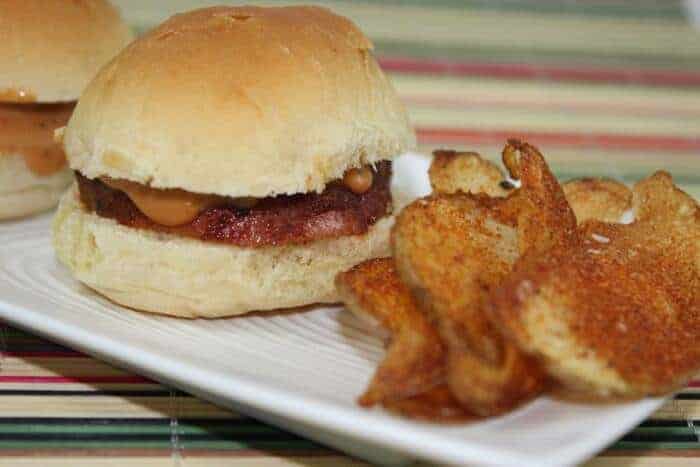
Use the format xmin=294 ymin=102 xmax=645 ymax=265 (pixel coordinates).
xmin=383 ymin=385 xmax=475 ymax=422
xmin=491 ymin=171 xmax=700 ymax=398
xmin=563 ymin=178 xmax=632 ymax=224
xmin=336 ymin=258 xmax=445 ymax=406
xmin=392 ymin=192 xmax=545 ymax=416
xmin=429 ymin=150 xmax=510 ymax=197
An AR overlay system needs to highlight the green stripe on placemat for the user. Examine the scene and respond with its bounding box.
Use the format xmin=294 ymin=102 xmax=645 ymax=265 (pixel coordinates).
xmin=0 ymin=419 xmax=269 ymax=435
xmin=344 ymin=0 xmax=688 ymax=21
xmin=2 ymin=327 xmax=39 ymax=338
xmin=116 ymin=0 xmax=689 ymax=23
xmin=0 ymin=418 xmax=325 ymax=451
xmin=375 ymin=40 xmax=700 ymax=71
xmin=0 ymin=440 xmax=321 ymax=450
xmin=0 ymin=417 xmax=693 ymax=452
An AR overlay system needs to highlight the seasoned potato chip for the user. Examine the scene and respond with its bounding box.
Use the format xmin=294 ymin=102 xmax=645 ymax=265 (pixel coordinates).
xmin=502 ymin=139 xmax=577 ymax=257
xmin=633 ymin=171 xmax=698 ymax=226
xmin=563 ymin=178 xmax=632 ymax=224
xmin=429 ymin=150 xmax=509 ymax=197
xmin=335 ymin=258 xmax=445 ymax=407
xmin=392 ymin=192 xmax=545 ymax=416
xmin=383 ymin=385 xmax=475 ymax=422
xmin=341 ymin=138 xmax=698 ymax=420
xmin=337 ymin=258 xmax=475 ymax=422
xmin=430 ymin=147 xmax=631 ymax=225
xmin=491 ymin=171 xmax=700 ymax=398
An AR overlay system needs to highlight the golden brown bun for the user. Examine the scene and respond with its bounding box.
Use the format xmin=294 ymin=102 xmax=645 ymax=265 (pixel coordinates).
xmin=52 ymin=185 xmax=392 ymax=318
xmin=64 ymin=6 xmax=415 ymax=197
xmin=0 ymin=0 xmax=133 ymax=103
xmin=0 ymin=154 xmax=72 ymax=220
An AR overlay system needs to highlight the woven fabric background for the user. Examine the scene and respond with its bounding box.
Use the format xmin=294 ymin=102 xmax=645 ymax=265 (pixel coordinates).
xmin=2 ymin=1 xmax=699 ymax=465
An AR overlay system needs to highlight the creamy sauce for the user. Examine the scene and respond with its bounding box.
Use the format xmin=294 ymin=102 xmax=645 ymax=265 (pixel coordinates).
xmin=100 ymin=165 xmax=375 ymax=227
xmin=0 ymin=88 xmax=37 ymax=103
xmin=101 ymin=177 xmax=223 ymax=227
xmin=343 ymin=167 xmax=373 ymax=194
xmin=0 ymin=103 xmax=74 ymax=176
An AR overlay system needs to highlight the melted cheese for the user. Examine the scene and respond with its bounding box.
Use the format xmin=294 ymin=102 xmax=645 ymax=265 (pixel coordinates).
xmin=0 ymin=103 xmax=73 ymax=175
xmin=99 ymin=164 xmax=375 ymax=227
xmin=343 ymin=167 xmax=373 ymax=194
xmin=0 ymin=88 xmax=36 ymax=103
xmin=101 ymin=178 xmax=222 ymax=227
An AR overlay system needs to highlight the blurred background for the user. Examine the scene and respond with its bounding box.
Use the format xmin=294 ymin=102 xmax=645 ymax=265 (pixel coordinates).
xmin=113 ymin=0 xmax=700 ymax=198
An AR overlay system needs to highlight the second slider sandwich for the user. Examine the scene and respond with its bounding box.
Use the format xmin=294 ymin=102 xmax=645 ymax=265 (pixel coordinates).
xmin=0 ymin=0 xmax=132 ymax=219
xmin=53 ymin=6 xmax=414 ymax=317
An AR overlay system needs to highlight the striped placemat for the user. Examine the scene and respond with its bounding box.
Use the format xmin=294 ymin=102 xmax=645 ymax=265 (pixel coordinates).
xmin=3 ymin=1 xmax=699 ymax=465
xmin=0 ymin=325 xmax=697 ymax=466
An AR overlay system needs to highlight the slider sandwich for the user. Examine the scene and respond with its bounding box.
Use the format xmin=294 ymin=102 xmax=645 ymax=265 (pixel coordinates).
xmin=53 ymin=6 xmax=415 ymax=317
xmin=0 ymin=0 xmax=132 ymax=219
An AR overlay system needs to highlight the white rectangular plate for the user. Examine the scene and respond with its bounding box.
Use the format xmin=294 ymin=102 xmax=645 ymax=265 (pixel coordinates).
xmin=0 ymin=154 xmax=664 ymax=466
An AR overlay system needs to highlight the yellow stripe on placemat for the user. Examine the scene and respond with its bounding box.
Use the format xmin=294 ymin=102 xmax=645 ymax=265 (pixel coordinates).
xmin=652 ymin=399 xmax=700 ymax=421
xmin=390 ymin=74 xmax=700 ymax=115
xmin=409 ymin=105 xmax=700 ymax=138
xmin=0 ymin=357 xmax=136 ymax=378
xmin=0 ymin=395 xmax=231 ymax=419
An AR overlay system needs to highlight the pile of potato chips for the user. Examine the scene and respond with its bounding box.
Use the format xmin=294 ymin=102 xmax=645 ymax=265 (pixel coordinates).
xmin=337 ymin=140 xmax=700 ymax=421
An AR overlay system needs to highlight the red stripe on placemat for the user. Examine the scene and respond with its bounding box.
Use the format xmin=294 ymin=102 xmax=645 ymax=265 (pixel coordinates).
xmin=416 ymin=128 xmax=700 ymax=152
xmin=0 ymin=376 xmax=150 ymax=383
xmin=686 ymin=380 xmax=700 ymax=388
xmin=380 ymin=57 xmax=700 ymax=87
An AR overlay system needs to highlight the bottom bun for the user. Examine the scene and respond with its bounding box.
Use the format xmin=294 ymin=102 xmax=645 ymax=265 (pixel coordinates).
xmin=52 ymin=185 xmax=392 ymax=318
xmin=0 ymin=154 xmax=72 ymax=220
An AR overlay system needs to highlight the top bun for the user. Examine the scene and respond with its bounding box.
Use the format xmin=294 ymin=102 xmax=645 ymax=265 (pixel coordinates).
xmin=0 ymin=0 xmax=133 ymax=103
xmin=63 ymin=6 xmax=415 ymax=198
